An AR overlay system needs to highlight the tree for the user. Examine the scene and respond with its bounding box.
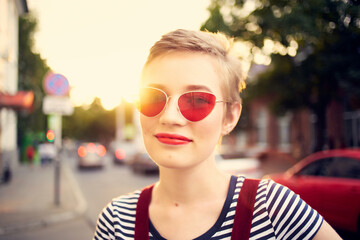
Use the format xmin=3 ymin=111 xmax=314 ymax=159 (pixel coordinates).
xmin=18 ymin=13 xmax=50 ymax=152
xmin=62 ymin=98 xmax=116 ymax=145
xmin=202 ymin=0 xmax=360 ymax=151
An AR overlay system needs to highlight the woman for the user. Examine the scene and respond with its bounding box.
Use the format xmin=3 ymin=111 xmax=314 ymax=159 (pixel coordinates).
xmin=94 ymin=29 xmax=341 ymax=240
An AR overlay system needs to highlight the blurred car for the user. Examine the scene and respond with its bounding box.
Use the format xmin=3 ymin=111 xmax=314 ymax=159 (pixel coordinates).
xmin=256 ymin=149 xmax=297 ymax=175
xmin=110 ymin=140 xmax=137 ymax=164
xmin=266 ymin=149 xmax=360 ymax=233
xmin=216 ymin=155 xmax=263 ymax=178
xmin=77 ymin=142 xmax=106 ymax=168
xmin=128 ymin=151 xmax=158 ymax=174
xmin=38 ymin=142 xmax=57 ymax=165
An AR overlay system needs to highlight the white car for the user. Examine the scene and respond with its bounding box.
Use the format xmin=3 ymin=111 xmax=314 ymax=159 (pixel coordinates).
xmin=77 ymin=142 xmax=107 ymax=168
xmin=38 ymin=143 xmax=57 ymax=164
xmin=110 ymin=140 xmax=137 ymax=165
xmin=216 ymin=155 xmax=263 ymax=178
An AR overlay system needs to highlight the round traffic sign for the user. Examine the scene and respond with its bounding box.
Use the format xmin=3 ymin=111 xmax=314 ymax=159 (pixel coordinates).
xmin=43 ymin=72 xmax=70 ymax=96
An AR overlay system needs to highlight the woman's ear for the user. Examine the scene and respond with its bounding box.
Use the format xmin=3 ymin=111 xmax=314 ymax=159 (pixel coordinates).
xmin=221 ymin=102 xmax=242 ymax=136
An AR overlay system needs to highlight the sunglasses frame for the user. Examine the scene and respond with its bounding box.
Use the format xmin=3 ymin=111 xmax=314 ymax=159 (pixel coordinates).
xmin=137 ymin=86 xmax=226 ymax=122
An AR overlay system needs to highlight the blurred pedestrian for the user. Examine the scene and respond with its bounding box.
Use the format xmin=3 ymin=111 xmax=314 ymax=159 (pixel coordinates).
xmin=1 ymin=161 xmax=12 ymax=183
xmin=26 ymin=145 xmax=35 ymax=165
xmin=94 ymin=29 xmax=341 ymax=239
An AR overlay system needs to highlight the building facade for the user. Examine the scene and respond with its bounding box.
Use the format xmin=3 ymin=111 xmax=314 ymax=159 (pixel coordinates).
xmin=0 ymin=0 xmax=28 ymax=179
xmin=235 ymin=97 xmax=358 ymax=162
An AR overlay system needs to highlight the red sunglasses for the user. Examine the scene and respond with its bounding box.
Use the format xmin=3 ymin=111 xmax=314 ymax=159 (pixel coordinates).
xmin=136 ymin=87 xmax=225 ymax=122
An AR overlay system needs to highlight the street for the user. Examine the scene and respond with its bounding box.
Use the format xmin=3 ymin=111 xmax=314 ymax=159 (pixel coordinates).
xmin=0 ymin=149 xmax=158 ymax=240
xmin=72 ymin=151 xmax=159 ymax=231
xmin=1 ymin=149 xmax=357 ymax=240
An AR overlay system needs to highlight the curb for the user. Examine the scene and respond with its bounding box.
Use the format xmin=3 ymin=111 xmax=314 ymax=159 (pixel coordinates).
xmin=0 ymin=161 xmax=87 ymax=236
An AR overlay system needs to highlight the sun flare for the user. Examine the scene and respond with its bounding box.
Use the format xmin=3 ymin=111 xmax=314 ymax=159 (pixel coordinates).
xmin=28 ymin=0 xmax=212 ymax=111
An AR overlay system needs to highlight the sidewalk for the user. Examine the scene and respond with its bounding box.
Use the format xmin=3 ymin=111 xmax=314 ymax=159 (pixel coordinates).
xmin=0 ymin=158 xmax=87 ymax=236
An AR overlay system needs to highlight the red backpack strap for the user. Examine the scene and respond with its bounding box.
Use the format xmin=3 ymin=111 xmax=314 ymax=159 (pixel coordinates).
xmin=231 ymin=178 xmax=261 ymax=240
xmin=135 ymin=184 xmax=154 ymax=240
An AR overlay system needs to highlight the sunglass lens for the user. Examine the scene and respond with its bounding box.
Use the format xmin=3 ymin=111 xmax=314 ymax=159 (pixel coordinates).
xmin=138 ymin=88 xmax=166 ymax=117
xmin=179 ymin=92 xmax=216 ymax=121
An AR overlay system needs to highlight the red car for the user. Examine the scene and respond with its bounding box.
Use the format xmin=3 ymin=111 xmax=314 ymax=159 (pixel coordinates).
xmin=266 ymin=149 xmax=360 ymax=233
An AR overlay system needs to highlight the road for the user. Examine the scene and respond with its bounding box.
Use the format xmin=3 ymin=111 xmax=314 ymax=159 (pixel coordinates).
xmin=2 ymin=150 xmax=158 ymax=240
xmin=1 ymin=149 xmax=357 ymax=240
xmin=70 ymin=152 xmax=159 ymax=231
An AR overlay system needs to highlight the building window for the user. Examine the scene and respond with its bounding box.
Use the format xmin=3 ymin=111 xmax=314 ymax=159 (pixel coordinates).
xmin=257 ymin=108 xmax=267 ymax=147
xmin=279 ymin=113 xmax=291 ymax=150
xmin=344 ymin=111 xmax=360 ymax=148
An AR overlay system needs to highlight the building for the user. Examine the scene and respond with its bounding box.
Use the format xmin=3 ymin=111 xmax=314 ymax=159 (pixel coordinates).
xmin=227 ymin=64 xmax=360 ymax=165
xmin=0 ymin=0 xmax=30 ymax=181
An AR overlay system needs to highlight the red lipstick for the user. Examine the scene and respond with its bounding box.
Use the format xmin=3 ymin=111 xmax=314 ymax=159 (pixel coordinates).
xmin=155 ymin=133 xmax=192 ymax=145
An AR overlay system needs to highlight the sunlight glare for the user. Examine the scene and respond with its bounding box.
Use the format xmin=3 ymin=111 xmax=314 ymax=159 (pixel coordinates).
xmin=27 ymin=0 xmax=211 ymax=109
xmin=70 ymin=87 xmax=96 ymax=107
xmin=231 ymin=41 xmax=253 ymax=74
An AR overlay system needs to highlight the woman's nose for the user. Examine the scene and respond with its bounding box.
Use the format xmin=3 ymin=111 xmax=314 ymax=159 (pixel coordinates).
xmin=158 ymin=97 xmax=187 ymax=125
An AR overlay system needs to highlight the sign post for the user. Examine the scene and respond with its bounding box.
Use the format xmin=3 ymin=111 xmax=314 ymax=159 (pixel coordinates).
xmin=42 ymin=72 xmax=73 ymax=206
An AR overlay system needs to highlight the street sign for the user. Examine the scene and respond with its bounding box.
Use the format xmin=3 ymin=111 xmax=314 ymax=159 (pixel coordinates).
xmin=43 ymin=96 xmax=74 ymax=115
xmin=42 ymin=72 xmax=72 ymax=206
xmin=43 ymin=72 xmax=70 ymax=96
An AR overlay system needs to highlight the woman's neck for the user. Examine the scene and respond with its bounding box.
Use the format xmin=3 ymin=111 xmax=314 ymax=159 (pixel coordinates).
xmin=153 ymin=158 xmax=231 ymax=206
xmin=149 ymin=158 xmax=232 ymax=240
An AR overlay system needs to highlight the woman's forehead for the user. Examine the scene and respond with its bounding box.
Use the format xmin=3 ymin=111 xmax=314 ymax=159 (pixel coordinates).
xmin=141 ymin=52 xmax=224 ymax=95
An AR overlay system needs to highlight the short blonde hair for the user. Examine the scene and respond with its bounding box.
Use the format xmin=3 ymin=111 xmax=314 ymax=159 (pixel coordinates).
xmin=143 ymin=29 xmax=246 ymax=104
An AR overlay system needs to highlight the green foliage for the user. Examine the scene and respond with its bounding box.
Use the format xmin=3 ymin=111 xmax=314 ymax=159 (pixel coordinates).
xmin=62 ymin=98 xmax=116 ymax=144
xmin=201 ymin=2 xmax=231 ymax=33
xmin=18 ymin=14 xmax=49 ymax=137
xmin=202 ymin=0 xmax=360 ymax=150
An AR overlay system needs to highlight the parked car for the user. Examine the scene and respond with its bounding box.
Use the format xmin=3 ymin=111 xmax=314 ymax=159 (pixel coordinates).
xmin=128 ymin=151 xmax=158 ymax=174
xmin=38 ymin=142 xmax=57 ymax=165
xmin=110 ymin=140 xmax=137 ymax=165
xmin=256 ymin=149 xmax=297 ymax=175
xmin=216 ymin=155 xmax=263 ymax=178
xmin=265 ymin=149 xmax=360 ymax=233
xmin=77 ymin=142 xmax=106 ymax=168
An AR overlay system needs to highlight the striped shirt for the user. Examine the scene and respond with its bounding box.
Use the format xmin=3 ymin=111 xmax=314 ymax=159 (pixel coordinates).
xmin=94 ymin=176 xmax=323 ymax=240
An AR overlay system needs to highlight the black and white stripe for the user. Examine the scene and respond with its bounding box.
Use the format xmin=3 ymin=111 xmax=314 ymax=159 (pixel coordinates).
xmin=94 ymin=176 xmax=323 ymax=240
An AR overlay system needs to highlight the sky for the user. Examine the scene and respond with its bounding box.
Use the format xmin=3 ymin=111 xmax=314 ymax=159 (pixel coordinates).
xmin=27 ymin=0 xmax=212 ymax=110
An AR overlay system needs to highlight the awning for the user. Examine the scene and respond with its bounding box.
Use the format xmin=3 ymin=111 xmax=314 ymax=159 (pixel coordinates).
xmin=0 ymin=91 xmax=34 ymax=110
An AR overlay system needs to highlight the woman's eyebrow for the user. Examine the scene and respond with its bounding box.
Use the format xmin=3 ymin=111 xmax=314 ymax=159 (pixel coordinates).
xmin=146 ymin=83 xmax=167 ymax=90
xmin=185 ymin=85 xmax=213 ymax=92
xmin=144 ymin=84 xmax=213 ymax=93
